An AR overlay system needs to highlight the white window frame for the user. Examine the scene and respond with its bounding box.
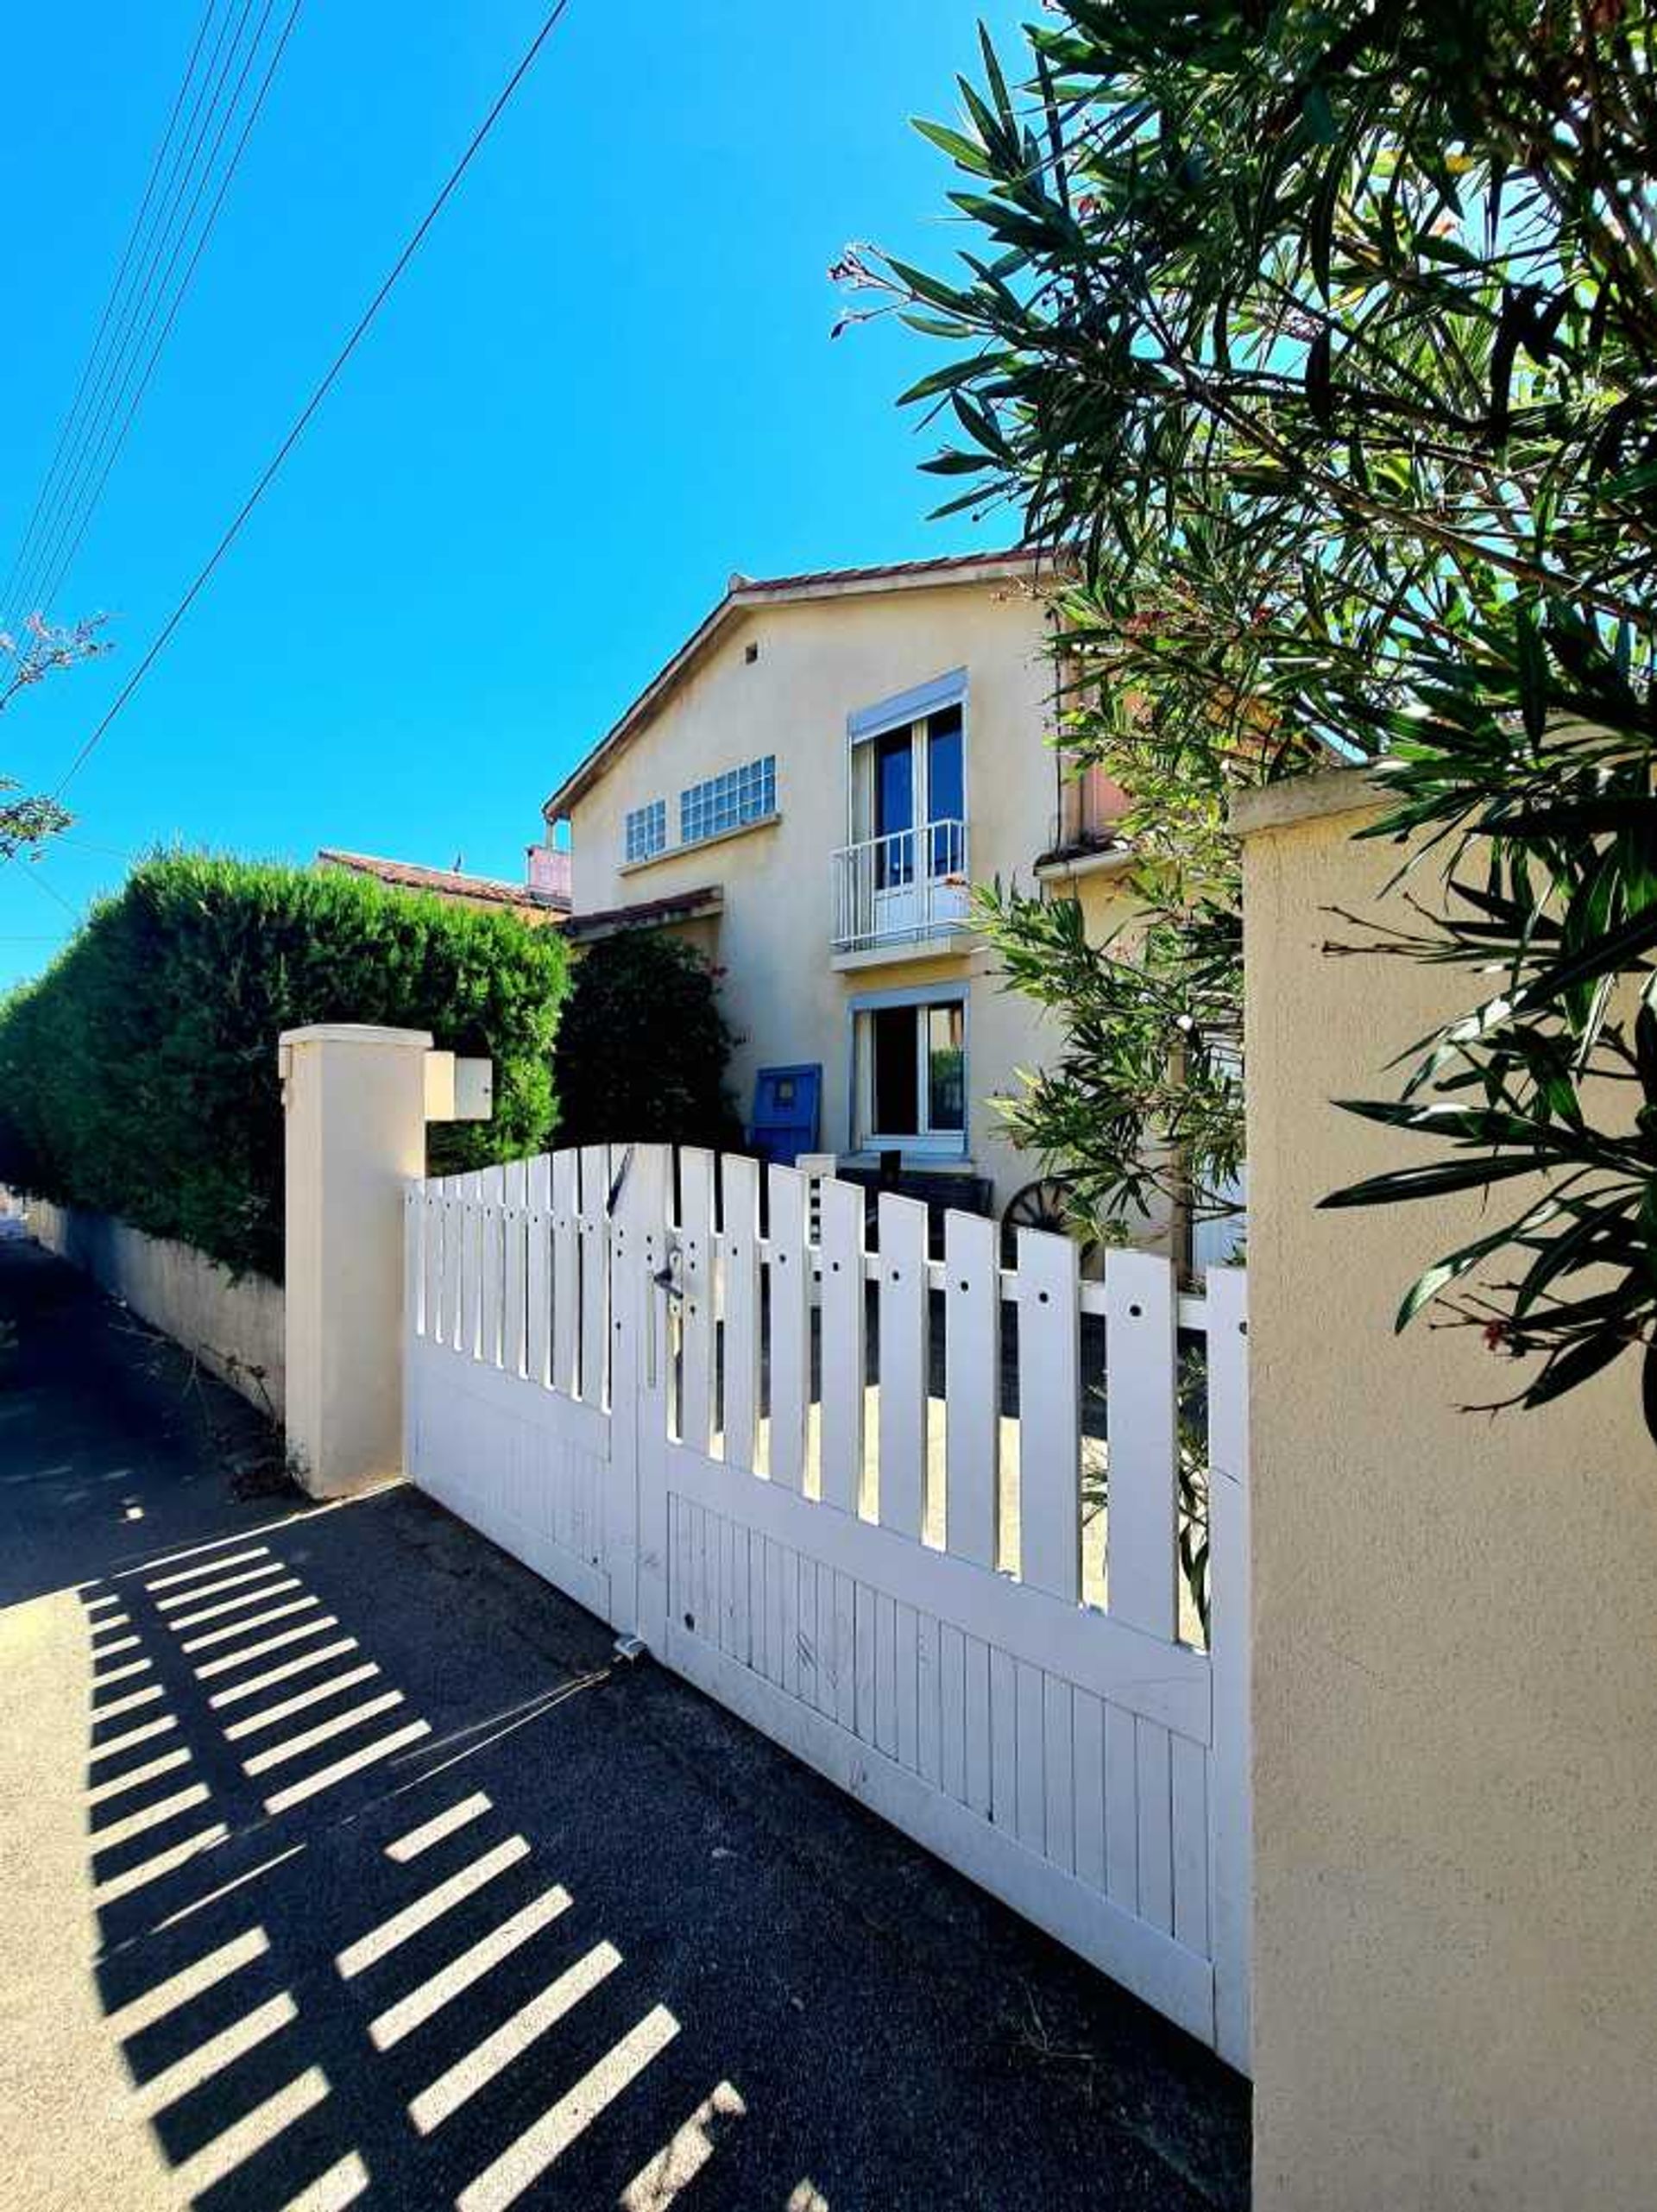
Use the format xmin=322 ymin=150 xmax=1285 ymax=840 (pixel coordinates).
xmin=845 ymin=667 xmax=968 ymax=849
xmin=624 ymin=798 xmax=665 ymax=864
xmin=680 ymin=754 xmax=777 ymax=848
xmin=847 ymin=981 xmax=970 ymax=1159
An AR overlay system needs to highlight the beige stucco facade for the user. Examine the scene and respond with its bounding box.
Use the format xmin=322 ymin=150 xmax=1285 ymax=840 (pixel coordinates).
xmin=1239 ymin=771 xmax=1657 ymax=2210
xmin=549 ymin=560 xmax=1134 ymax=1221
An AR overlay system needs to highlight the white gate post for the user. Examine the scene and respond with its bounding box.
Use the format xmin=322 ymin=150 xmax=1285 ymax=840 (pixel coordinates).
xmin=280 ymin=1023 xmax=490 ymax=1499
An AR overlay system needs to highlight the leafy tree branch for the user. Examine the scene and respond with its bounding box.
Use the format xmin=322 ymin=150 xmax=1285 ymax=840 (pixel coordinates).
xmin=844 ymin=0 xmax=1657 ymax=1432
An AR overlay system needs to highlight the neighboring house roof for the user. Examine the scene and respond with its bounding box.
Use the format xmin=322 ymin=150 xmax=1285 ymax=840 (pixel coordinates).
xmin=562 ymin=885 xmax=724 ymax=946
xmin=542 ymin=546 xmax=1051 ymax=822
xmin=318 ymin=848 xmax=569 ymax=920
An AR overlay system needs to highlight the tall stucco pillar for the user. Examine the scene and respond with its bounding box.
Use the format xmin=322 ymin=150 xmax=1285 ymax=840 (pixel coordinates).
xmin=280 ymin=1024 xmax=433 ymax=1498
xmin=1236 ymin=770 xmax=1657 ymax=2212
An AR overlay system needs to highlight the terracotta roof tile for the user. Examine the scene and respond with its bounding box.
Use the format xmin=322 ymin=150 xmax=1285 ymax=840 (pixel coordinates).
xmin=317 ymin=848 xmax=569 ymax=917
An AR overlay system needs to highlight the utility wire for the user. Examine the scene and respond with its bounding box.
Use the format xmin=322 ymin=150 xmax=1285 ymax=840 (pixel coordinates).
xmin=29 ymin=0 xmax=305 ymax=626
xmin=10 ymin=0 xmax=272 ymax=627
xmin=45 ymin=0 xmax=577 ymax=804
xmin=0 ymin=0 xmax=222 ymax=626
xmin=14 ymin=864 xmax=80 ymax=921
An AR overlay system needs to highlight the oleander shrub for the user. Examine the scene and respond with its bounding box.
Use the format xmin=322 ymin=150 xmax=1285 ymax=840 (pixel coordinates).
xmin=0 ymin=853 xmax=569 ymax=1279
xmin=553 ymin=931 xmax=740 ymax=1151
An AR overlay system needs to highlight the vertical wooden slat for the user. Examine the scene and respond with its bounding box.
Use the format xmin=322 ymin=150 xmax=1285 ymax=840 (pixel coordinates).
xmin=874 ymin=1591 xmax=898 ymax=1755
xmin=720 ymin=1155 xmax=761 ymax=1473
xmin=989 ymin=1645 xmax=1017 ymax=1830
xmin=678 ymin=1148 xmax=716 ymax=1455
xmin=462 ymin=1189 xmax=484 ymax=1361
xmin=526 ymin=1205 xmax=551 ymax=1389
xmin=819 ymin=1563 xmax=841 ymax=1717
xmin=1171 ymin=1734 xmax=1210 ymax=1956
xmin=895 ymin=1602 xmax=919 ymax=1771
xmin=854 ymin=1582 xmax=878 ymax=1743
xmin=943 ymin=1210 xmax=999 ymax=1567
xmin=876 ymin=1194 xmax=929 ymax=1541
xmin=577 ymin=1144 xmax=610 ymax=1407
xmin=817 ymin=1177 xmax=866 ymax=1515
xmin=699 ymin=1504 xmax=715 ymax=1647
xmin=1104 ymin=1249 xmax=1180 ymax=1641
xmin=1104 ymin=1704 xmax=1138 ymax=1911
xmin=1073 ymin=1688 xmax=1106 ymax=1890
xmin=721 ymin=1519 xmax=742 ymax=1662
xmin=915 ymin=1610 xmax=940 ymax=1785
xmin=1136 ymin=1719 xmax=1174 ymax=1935
xmin=479 ymin=1164 xmax=505 ymax=1370
xmin=501 ymin=1159 xmax=527 ymax=1378
xmin=796 ymin=1556 xmax=818 ymax=1705
xmin=1206 ymin=1264 xmax=1251 ymax=2072
xmin=525 ymin=1157 xmax=551 ymax=1387
xmin=617 ymin=1141 xmax=666 ymax=1646
xmin=965 ymin=1635 xmax=992 ymax=1817
xmin=419 ymin=1186 xmax=442 ymax=1343
xmin=551 ymin=1151 xmax=578 ymax=1395
xmin=770 ymin=1540 xmax=791 ymax=1687
xmin=766 ymin=1166 xmax=810 ymax=1490
xmin=1015 ymin=1660 xmax=1046 ymax=1850
xmin=441 ymin=1195 xmax=463 ymax=1352
xmin=1043 ymin=1674 xmax=1075 ymax=1875
xmin=830 ymin=1570 xmax=853 ymax=1726
xmin=939 ymin=1622 xmax=966 ymax=1799
xmin=1016 ymin=1226 xmax=1081 ymax=1604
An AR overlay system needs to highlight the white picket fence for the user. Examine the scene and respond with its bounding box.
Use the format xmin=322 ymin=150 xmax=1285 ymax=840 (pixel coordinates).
xmin=403 ymin=1144 xmax=1251 ymax=2072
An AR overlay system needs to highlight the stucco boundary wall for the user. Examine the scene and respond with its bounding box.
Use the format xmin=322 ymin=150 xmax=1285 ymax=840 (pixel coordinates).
xmin=1237 ymin=767 xmax=1657 ymax=2212
xmin=23 ymin=1198 xmax=284 ymax=1422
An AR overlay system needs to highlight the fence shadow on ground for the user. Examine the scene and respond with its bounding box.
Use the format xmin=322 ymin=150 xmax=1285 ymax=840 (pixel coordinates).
xmin=78 ymin=1509 xmax=793 ymax=2212
xmin=2 ymin=1238 xmax=1247 ymax=2212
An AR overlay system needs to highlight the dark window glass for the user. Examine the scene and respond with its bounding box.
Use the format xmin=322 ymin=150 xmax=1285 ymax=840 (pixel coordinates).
xmin=875 ymin=728 xmax=915 ymax=887
xmin=871 ymin=1005 xmax=919 ymax=1134
xmin=927 ymin=706 xmax=963 ymax=874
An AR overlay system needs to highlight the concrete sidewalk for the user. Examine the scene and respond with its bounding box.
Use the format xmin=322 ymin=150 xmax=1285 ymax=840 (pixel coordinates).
xmin=0 ymin=1234 xmax=1249 ymax=2211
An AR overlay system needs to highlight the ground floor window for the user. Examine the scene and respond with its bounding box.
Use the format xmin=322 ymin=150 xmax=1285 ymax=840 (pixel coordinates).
xmin=854 ymin=989 xmax=967 ymax=1153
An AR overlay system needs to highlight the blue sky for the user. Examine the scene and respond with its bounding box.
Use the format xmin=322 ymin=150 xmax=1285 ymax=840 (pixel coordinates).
xmin=0 ymin=0 xmax=1030 ymax=990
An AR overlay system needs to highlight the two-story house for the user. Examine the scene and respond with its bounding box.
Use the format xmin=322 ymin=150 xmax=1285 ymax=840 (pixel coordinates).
xmin=543 ymin=548 xmax=1131 ymax=1226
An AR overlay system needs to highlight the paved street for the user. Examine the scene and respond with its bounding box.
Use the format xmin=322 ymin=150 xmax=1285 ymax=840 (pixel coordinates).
xmin=0 ymin=1232 xmax=1249 ymax=2212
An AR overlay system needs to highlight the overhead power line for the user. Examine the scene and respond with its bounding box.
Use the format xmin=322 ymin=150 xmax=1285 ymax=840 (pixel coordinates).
xmin=3 ymin=0 xmax=300 ymax=633
xmin=15 ymin=0 xmax=269 ymax=623
xmin=28 ymin=0 xmax=306 ymax=627
xmin=0 ymin=0 xmax=222 ymax=624
xmin=45 ymin=0 xmax=576 ymax=807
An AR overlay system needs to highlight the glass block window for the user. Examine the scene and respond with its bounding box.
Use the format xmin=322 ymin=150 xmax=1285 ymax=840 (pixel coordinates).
xmin=680 ymin=754 xmax=777 ymax=847
xmin=625 ymin=798 xmax=666 ymax=864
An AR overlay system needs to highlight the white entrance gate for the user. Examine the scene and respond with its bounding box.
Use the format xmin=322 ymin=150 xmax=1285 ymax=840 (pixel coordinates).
xmin=404 ymin=1144 xmax=1251 ymax=2072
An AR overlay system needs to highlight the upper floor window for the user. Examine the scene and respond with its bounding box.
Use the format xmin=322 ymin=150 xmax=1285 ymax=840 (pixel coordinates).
xmin=625 ymin=798 xmax=666 ymax=864
xmin=681 ymin=755 xmax=776 ymax=847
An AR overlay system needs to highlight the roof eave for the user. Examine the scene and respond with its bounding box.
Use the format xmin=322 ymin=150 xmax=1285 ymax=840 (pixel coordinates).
xmin=541 ymin=550 xmax=1054 ymax=822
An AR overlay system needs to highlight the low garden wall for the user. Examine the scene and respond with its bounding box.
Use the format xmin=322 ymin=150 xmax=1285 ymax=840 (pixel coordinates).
xmin=27 ymin=1199 xmax=285 ymax=1421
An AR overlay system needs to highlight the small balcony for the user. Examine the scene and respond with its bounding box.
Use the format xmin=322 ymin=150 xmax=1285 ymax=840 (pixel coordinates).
xmin=831 ymin=820 xmax=971 ymax=955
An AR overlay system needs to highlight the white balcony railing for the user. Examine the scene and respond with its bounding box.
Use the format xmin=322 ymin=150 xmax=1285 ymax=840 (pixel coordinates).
xmin=831 ymin=819 xmax=970 ymax=952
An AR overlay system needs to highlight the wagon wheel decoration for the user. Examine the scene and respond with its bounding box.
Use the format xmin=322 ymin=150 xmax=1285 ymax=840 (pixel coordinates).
xmin=1000 ymin=1176 xmax=1097 ymax=1268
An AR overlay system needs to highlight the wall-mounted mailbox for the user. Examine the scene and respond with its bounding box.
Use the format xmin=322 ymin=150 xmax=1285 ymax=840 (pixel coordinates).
xmin=425 ymin=1052 xmax=495 ymax=1123
xmin=747 ymin=1062 xmax=822 ymax=1166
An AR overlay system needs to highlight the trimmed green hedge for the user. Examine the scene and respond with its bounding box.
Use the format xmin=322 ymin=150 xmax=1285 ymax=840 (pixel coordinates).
xmin=0 ymin=854 xmax=569 ymax=1279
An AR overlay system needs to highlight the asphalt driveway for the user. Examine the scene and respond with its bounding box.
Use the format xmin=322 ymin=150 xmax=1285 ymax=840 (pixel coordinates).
xmin=0 ymin=1231 xmax=1250 ymax=2211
